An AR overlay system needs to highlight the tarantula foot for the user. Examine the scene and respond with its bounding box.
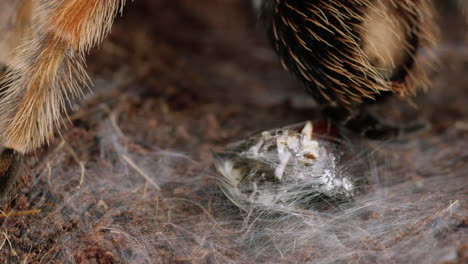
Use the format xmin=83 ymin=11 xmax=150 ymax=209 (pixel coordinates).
xmin=323 ymin=106 xmax=429 ymax=140
xmin=361 ymin=122 xmax=429 ymax=140
xmin=0 ymin=147 xmax=23 ymax=198
xmin=344 ymin=111 xmax=429 ymax=140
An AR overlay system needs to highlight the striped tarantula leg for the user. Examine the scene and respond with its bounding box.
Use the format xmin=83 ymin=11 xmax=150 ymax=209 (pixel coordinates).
xmin=0 ymin=147 xmax=23 ymax=198
xmin=0 ymin=0 xmax=126 ymax=154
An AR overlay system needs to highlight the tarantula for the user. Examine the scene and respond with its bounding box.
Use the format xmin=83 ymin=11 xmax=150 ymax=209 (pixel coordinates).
xmin=0 ymin=0 xmax=437 ymax=196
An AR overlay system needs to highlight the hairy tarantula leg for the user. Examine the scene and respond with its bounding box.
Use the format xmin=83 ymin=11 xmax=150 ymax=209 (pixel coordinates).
xmin=0 ymin=147 xmax=23 ymax=198
xmin=0 ymin=0 xmax=126 ymax=153
xmin=257 ymin=0 xmax=438 ymax=137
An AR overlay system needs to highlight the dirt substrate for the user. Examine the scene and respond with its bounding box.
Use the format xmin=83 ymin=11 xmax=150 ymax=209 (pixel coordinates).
xmin=0 ymin=1 xmax=467 ymax=263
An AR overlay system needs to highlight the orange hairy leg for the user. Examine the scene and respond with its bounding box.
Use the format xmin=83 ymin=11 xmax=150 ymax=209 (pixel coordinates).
xmin=0 ymin=0 xmax=126 ymax=196
xmin=0 ymin=0 xmax=126 ymax=153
